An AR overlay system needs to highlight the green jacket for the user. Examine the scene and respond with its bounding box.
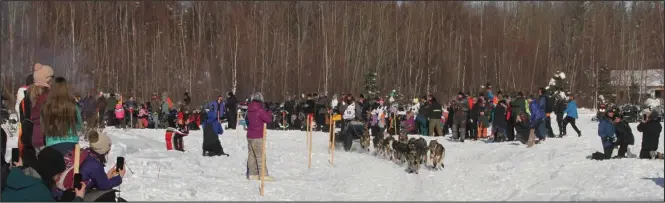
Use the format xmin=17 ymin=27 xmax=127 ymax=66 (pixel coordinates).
xmin=510 ymin=97 xmax=529 ymax=117
xmin=106 ymin=97 xmax=118 ymax=111
xmin=1 ymin=168 xmax=54 ymax=202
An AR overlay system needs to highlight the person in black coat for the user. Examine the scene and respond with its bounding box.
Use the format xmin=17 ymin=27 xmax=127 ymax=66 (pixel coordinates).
xmin=492 ymin=100 xmax=508 ymax=142
xmin=553 ymin=99 xmax=567 ymax=136
xmin=202 ymin=120 xmax=228 ymax=157
xmin=305 ymin=94 xmax=316 ymax=116
xmin=613 ymin=115 xmax=634 ymax=158
xmin=514 ymin=112 xmax=531 ymax=145
xmin=469 ymin=98 xmax=483 ymax=140
xmin=183 ymin=92 xmax=192 ymax=107
xmin=636 ymin=111 xmax=664 ymax=159
xmin=225 ymin=92 xmax=238 ymax=130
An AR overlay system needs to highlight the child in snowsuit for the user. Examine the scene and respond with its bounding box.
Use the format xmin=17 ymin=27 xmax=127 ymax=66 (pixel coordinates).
xmin=477 ymin=103 xmax=491 ymax=139
xmin=173 ymin=117 xmax=188 ymax=152
xmin=137 ymin=105 xmax=149 ymax=129
xmin=172 ymin=106 xmax=188 ymax=151
xmin=114 ymin=103 xmax=125 ymax=128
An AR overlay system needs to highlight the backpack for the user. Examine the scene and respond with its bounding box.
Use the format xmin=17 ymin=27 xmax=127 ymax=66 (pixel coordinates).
xmin=56 ymin=148 xmax=88 ymax=191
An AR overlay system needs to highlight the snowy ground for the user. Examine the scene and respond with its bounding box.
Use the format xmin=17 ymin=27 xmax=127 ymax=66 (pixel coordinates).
xmin=3 ymin=110 xmax=664 ymax=201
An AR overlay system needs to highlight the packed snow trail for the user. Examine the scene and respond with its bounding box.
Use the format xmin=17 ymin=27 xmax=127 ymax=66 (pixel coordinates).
xmin=3 ymin=110 xmax=664 ymax=201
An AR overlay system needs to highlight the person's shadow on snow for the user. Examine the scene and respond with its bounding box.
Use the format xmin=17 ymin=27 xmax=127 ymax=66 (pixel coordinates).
xmin=643 ymin=177 xmax=664 ymax=188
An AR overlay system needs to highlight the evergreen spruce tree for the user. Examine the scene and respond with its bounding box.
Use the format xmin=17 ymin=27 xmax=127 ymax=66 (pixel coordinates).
xmin=545 ymin=71 xmax=570 ymax=100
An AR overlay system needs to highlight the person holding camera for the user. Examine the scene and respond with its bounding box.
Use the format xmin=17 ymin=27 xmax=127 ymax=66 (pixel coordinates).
xmin=79 ymin=131 xmax=125 ymax=201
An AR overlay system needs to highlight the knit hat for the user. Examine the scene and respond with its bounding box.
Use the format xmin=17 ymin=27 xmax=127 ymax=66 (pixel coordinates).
xmin=89 ymin=131 xmax=112 ymax=155
xmin=35 ymin=147 xmax=66 ymax=180
xmin=251 ymin=92 xmax=264 ymax=102
xmin=33 ymin=63 xmax=54 ymax=88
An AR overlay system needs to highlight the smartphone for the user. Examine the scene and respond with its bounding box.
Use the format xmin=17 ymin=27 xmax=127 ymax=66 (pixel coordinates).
xmin=116 ymin=156 xmax=125 ymax=171
xmin=11 ymin=148 xmax=19 ymax=165
xmin=73 ymin=173 xmax=82 ymax=189
xmin=643 ymin=114 xmax=647 ymax=121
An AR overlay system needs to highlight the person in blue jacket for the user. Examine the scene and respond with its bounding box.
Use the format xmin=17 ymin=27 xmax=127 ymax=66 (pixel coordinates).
xmin=206 ymin=97 xmax=225 ymax=136
xmin=562 ymin=95 xmax=581 ymax=137
xmin=598 ymin=110 xmax=617 ymax=159
xmin=528 ymin=95 xmax=546 ymax=141
xmin=79 ymin=132 xmax=123 ymax=191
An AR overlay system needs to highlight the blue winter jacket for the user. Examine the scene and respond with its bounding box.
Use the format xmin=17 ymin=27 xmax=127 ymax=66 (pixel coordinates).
xmin=205 ymin=101 xmax=224 ymax=135
xmin=529 ymin=100 xmax=545 ymax=127
xmin=564 ymin=100 xmax=579 ymax=119
xmin=597 ymin=117 xmax=616 ymax=148
xmin=486 ymin=90 xmax=494 ymax=102
xmin=538 ymin=94 xmax=548 ymax=113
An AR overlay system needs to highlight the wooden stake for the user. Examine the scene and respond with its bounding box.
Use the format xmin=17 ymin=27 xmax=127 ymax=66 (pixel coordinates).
xmin=308 ymin=116 xmax=312 ymax=169
xmin=73 ymin=144 xmax=81 ymax=173
xmin=328 ymin=114 xmax=333 ymax=153
xmin=236 ymin=112 xmax=241 ymax=138
xmin=260 ymin=124 xmax=267 ymax=196
xmin=330 ymin=120 xmax=336 ymax=165
xmin=73 ymin=144 xmax=81 ymax=188
xmin=306 ymin=116 xmax=310 ymax=148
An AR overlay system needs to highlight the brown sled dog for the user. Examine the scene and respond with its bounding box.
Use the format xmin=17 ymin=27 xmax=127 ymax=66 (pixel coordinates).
xmin=382 ymin=136 xmax=395 ymax=159
xmin=360 ymin=122 xmax=371 ymax=152
xmin=428 ymin=140 xmax=446 ymax=170
xmin=405 ymin=137 xmax=427 ymax=174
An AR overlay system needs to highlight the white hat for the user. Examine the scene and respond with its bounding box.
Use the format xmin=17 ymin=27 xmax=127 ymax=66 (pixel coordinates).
xmin=89 ymin=131 xmax=112 ymax=155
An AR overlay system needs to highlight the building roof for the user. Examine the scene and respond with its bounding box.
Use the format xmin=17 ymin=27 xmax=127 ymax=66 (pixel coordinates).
xmin=610 ymin=69 xmax=664 ymax=87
